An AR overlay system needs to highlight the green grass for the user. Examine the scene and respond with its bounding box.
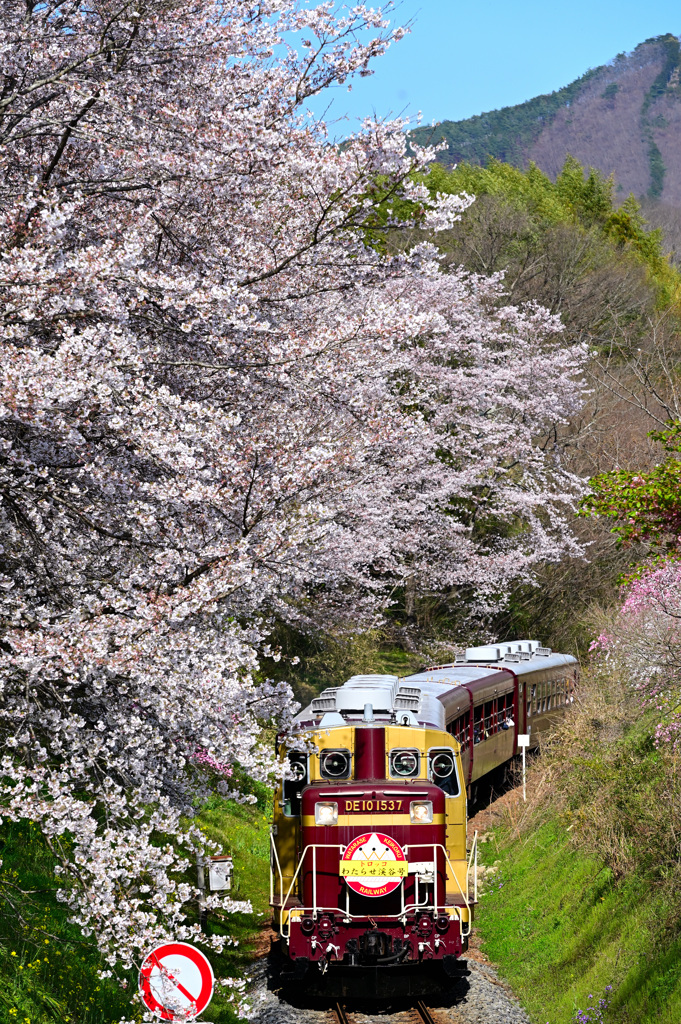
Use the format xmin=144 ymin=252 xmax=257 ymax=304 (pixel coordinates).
xmin=197 ymin=792 xmax=272 ymax=915
xmin=0 ymin=822 xmax=136 ymax=1024
xmin=476 ymin=821 xmax=681 ymax=1024
xmin=0 ymin=796 xmax=273 ymax=1024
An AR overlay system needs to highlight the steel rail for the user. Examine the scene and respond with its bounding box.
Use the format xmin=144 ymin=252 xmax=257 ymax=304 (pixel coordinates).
xmin=333 ymin=1001 xmax=350 ymax=1024
xmin=332 ymin=999 xmax=437 ymax=1024
xmin=415 ymin=999 xmax=437 ymax=1024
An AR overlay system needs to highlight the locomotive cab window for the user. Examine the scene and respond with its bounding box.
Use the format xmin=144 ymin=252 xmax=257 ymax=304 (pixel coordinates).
xmin=319 ymin=748 xmax=351 ymax=780
xmin=390 ymin=748 xmax=420 ymax=778
xmin=428 ymin=748 xmax=460 ymax=796
xmin=282 ymin=751 xmax=308 ymax=817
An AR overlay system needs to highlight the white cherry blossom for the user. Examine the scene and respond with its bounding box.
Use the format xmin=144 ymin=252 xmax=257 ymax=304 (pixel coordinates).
xmin=0 ymin=1 xmax=586 ymax=1014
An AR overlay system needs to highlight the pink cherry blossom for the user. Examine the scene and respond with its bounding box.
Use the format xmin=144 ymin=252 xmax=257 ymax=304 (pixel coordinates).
xmin=592 ymin=560 xmax=681 ymax=748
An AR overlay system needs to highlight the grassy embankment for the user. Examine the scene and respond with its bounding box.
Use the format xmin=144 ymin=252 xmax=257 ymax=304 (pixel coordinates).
xmin=475 ymin=670 xmax=681 ymax=1024
xmin=1 ymin=796 xmax=272 ymax=1024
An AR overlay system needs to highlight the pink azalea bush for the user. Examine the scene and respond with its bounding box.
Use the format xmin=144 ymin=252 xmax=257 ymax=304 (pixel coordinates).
xmin=592 ymin=560 xmax=681 ymax=747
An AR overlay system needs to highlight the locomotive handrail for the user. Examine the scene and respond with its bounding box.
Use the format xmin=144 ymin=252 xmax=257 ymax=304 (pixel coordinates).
xmin=269 ymin=830 xmax=283 ymax=907
xmin=403 ymin=842 xmax=474 ymax=936
xmin=467 ymin=830 xmax=478 ymax=905
xmin=272 ymin=841 xmax=477 ymax=940
xmin=275 ymin=842 xmax=342 ymax=938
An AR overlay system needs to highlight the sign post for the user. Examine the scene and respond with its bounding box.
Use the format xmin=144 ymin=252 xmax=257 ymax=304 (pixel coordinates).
xmin=139 ymin=942 xmax=214 ymax=1022
xmin=517 ymin=734 xmax=530 ymax=802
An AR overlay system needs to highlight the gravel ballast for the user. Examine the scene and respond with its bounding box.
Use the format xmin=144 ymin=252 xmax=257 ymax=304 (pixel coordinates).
xmin=246 ymin=952 xmax=531 ymax=1024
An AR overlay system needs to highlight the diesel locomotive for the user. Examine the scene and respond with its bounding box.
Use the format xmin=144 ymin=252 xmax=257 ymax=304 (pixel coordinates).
xmin=270 ymin=639 xmax=577 ymax=988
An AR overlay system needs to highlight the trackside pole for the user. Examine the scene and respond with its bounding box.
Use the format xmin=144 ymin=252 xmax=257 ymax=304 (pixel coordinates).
xmin=196 ymin=853 xmax=207 ymax=930
xmin=518 ymin=734 xmax=530 ymax=802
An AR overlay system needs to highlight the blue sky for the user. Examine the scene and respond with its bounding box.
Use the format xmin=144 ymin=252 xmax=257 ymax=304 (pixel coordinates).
xmin=308 ymin=1 xmax=680 ymax=128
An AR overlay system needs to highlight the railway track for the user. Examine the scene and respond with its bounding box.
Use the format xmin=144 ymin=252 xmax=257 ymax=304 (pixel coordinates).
xmin=333 ymin=999 xmax=438 ymax=1024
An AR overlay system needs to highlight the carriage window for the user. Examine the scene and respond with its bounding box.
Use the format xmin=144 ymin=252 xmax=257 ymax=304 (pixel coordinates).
xmin=473 ymin=705 xmax=484 ymax=744
xmin=457 ymin=713 xmax=470 ymax=750
xmin=447 ymin=713 xmax=470 ymax=751
xmin=390 ymin=748 xmax=420 ymax=778
xmin=500 ymin=694 xmax=514 ymax=729
xmin=282 ymin=751 xmax=308 ymax=817
xmin=320 ymin=749 xmax=352 ymax=780
xmin=531 ymin=684 xmax=537 ymax=716
xmin=484 ymin=700 xmax=495 ymax=736
xmin=428 ymin=748 xmax=460 ymax=796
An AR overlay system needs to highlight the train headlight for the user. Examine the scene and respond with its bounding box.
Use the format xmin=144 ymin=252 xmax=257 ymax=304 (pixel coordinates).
xmin=314 ymin=801 xmax=338 ymax=825
xmin=410 ymin=800 xmax=433 ymax=823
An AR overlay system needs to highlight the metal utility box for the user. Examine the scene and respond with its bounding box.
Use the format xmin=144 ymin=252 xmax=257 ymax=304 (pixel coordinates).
xmin=208 ymin=855 xmax=233 ymax=891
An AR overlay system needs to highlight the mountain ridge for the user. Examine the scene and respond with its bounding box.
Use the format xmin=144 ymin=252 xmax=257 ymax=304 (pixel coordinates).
xmin=411 ymin=34 xmax=681 ymax=205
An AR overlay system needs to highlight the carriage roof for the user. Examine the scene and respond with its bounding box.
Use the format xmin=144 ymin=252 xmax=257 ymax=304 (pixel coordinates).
xmin=293 ymin=641 xmax=576 ymax=732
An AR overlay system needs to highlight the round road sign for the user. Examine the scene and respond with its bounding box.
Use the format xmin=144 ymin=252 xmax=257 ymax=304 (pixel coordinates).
xmin=139 ymin=942 xmax=214 ymax=1021
xmin=339 ymin=831 xmax=407 ymax=898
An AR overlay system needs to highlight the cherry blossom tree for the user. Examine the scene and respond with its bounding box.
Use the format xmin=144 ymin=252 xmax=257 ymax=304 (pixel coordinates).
xmin=0 ymin=0 xmax=586 ymax=1010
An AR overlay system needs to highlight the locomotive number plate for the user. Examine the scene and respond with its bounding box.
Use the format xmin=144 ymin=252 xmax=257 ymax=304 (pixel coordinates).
xmin=343 ymin=799 xmax=404 ymax=812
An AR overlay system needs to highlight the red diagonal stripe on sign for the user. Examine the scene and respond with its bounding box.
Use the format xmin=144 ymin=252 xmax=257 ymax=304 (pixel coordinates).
xmin=150 ymin=952 xmax=197 ymax=1007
